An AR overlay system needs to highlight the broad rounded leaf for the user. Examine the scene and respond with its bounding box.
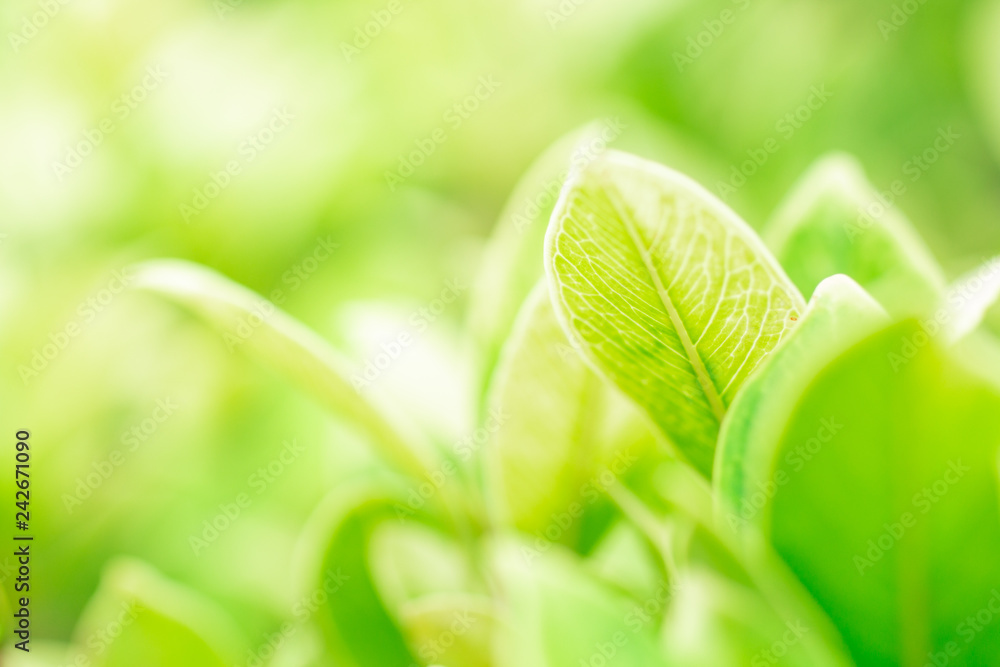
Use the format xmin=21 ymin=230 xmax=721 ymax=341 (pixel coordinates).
xmin=545 ymin=150 xmax=805 ymax=476
xmin=763 ymin=321 xmax=1000 ymax=664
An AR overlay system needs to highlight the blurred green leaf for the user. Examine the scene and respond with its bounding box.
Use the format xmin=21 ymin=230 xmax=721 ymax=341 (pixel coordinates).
xmin=765 ymin=154 xmax=945 ymax=315
xmin=941 ymin=256 xmax=1000 ymax=343
xmin=489 ymin=537 xmax=669 ymax=667
xmin=715 ymin=274 xmax=888 ymax=529
xmin=545 ymin=150 xmax=804 ymax=477
xmin=131 ymin=259 xmax=438 ymax=483
xmin=369 ymin=521 xmax=478 ymax=612
xmin=761 ymin=321 xmax=1000 ymax=664
xmin=397 ymin=593 xmax=497 ymax=667
xmin=469 ymin=123 xmax=611 ymax=401
xmin=486 ymin=281 xmax=655 ymax=540
xmin=661 ymin=569 xmax=814 ymax=667
xmin=645 ymin=473 xmax=854 ymax=667
xmin=667 ymin=523 xmax=854 ymax=667
xmin=72 ymin=558 xmax=241 ymax=667
xmin=586 ymin=520 xmax=665 ymax=602
xmin=296 ymin=479 xmax=426 ymax=667
xmin=968 ymin=0 xmax=1000 ymax=164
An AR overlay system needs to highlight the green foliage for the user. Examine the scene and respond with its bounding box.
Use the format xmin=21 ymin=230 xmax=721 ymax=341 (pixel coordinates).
xmin=760 ymin=321 xmax=1000 ymax=664
xmin=105 ymin=145 xmax=1000 ymax=665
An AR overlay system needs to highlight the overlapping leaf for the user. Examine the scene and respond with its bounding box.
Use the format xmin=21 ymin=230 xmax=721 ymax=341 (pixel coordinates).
xmin=486 ymin=281 xmax=657 ymax=541
xmin=545 ymin=150 xmax=804 ymax=476
xmin=715 ymin=274 xmax=888 ymax=530
xmin=749 ymin=321 xmax=1000 ymax=664
xmin=295 ymin=479 xmax=428 ymax=667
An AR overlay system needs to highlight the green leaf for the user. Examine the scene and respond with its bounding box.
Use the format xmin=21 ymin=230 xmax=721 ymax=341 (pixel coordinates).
xmin=296 ymin=477 xmax=447 ymax=667
xmin=368 ymin=521 xmax=478 ymax=613
xmin=585 ymin=520 xmax=665 ymax=602
xmin=545 ymin=150 xmax=805 ymax=477
xmin=663 ymin=522 xmax=854 ymax=667
xmin=489 ymin=537 xmax=670 ymax=667
xmin=765 ymin=154 xmax=945 ymax=316
xmin=72 ymin=559 xmax=241 ymax=667
xmin=661 ymin=569 xmax=816 ymax=667
xmin=940 ymin=256 xmax=1000 ymax=343
xmin=397 ymin=593 xmax=497 ymax=667
xmin=469 ymin=122 xmax=614 ymax=400
xmin=618 ymin=463 xmax=854 ymax=667
xmin=968 ymin=0 xmax=1000 ymax=163
xmin=486 ymin=281 xmax=657 ymax=539
xmin=758 ymin=320 xmax=1000 ymax=664
xmin=131 ymin=260 xmax=438 ymax=483
xmin=715 ymin=274 xmax=889 ymax=531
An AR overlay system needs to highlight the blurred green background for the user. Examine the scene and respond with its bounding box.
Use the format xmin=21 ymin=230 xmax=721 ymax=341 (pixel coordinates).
xmin=2 ymin=0 xmax=1000 ymax=662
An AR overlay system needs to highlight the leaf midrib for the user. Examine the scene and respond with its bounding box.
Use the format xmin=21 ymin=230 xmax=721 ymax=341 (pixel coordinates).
xmin=605 ymin=184 xmax=727 ymax=423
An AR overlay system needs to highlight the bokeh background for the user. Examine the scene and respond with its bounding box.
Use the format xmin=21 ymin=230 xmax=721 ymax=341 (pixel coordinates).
xmin=2 ymin=0 xmax=1000 ymax=662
